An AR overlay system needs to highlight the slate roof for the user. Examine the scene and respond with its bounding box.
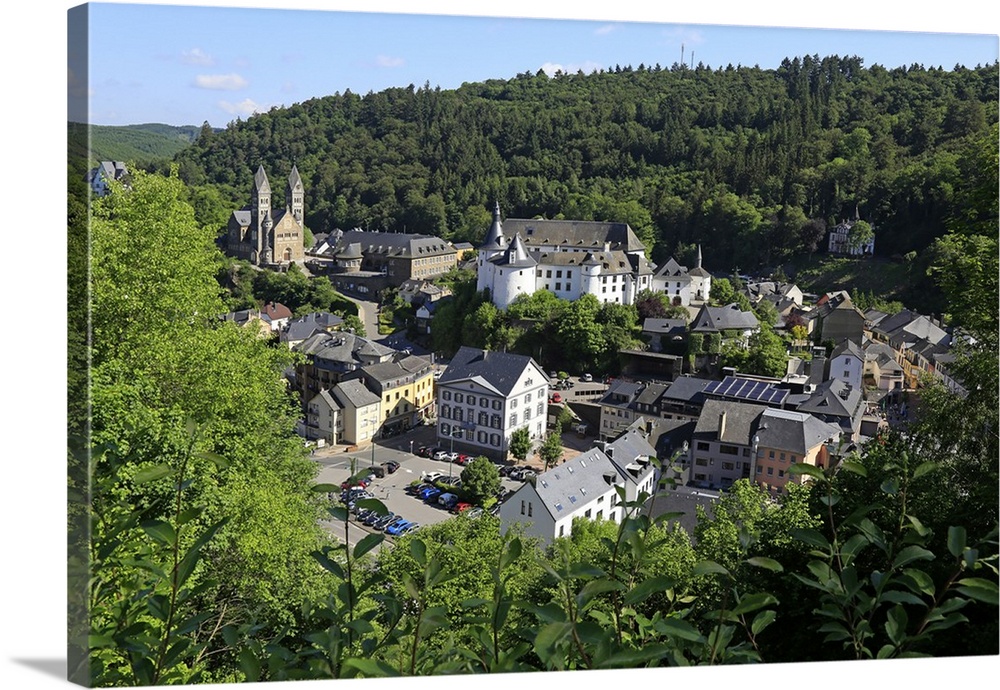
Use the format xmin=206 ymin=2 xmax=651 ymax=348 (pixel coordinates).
xmin=755 ymin=408 xmax=841 ymax=455
xmin=231 ymin=209 xmax=252 ymax=227
xmin=661 ymin=377 xmax=712 ymax=404
xmin=654 ymin=257 xmax=689 ymax=278
xmin=326 ymin=230 xmax=454 ymax=258
xmin=502 ymin=218 xmax=646 ymax=254
xmin=281 ymin=312 xmax=345 ymax=342
xmin=642 ymin=318 xmax=687 ymax=335
xmin=331 ymin=379 xmax=381 ymax=409
xmin=691 ymin=304 xmax=759 ymax=332
xmin=314 ymin=389 xmax=342 ymax=412
xmin=481 ymin=201 xmax=507 ymax=250
xmin=795 ymin=380 xmax=864 ymax=429
xmin=634 ymin=381 xmax=669 ymax=407
xmin=598 ymin=380 xmax=643 ymax=408
xmin=532 ymin=448 xmax=621 ymax=521
xmin=295 ymin=331 xmax=396 ymax=364
xmin=437 ymin=346 xmax=544 ymax=397
xmin=604 ymin=428 xmax=657 ymax=485
xmin=253 ymin=165 xmax=271 ymax=192
xmin=693 ymin=399 xmax=768 ymax=446
xmin=831 ymin=339 xmax=865 ymax=362
xmin=492 ymin=233 xmax=536 ymax=268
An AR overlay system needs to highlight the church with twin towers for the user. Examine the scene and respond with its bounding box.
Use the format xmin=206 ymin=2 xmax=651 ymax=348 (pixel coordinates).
xmin=226 ymin=164 xmax=307 ymax=267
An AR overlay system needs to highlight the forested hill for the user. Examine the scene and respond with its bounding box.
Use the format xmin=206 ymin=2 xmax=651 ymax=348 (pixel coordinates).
xmin=174 ymin=55 xmax=998 ymax=272
xmin=70 ymin=122 xmax=206 ymax=165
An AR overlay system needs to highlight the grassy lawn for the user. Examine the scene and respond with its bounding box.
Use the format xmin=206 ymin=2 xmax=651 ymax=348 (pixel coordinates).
xmin=784 ymin=255 xmax=919 ymax=303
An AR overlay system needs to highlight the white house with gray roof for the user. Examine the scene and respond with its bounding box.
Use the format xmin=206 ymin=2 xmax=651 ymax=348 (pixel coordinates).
xmin=499 ymin=428 xmax=657 ymax=546
xmin=476 ymin=203 xmax=655 ymax=309
xmin=650 ymin=246 xmax=712 ymax=307
xmin=86 ymin=161 xmax=129 ymax=196
xmin=435 ymin=346 xmax=548 ymax=460
xmin=828 ymin=339 xmax=865 ymax=390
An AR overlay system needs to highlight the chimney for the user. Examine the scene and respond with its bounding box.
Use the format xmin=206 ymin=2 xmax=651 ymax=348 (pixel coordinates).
xmin=718 ymin=411 xmax=727 ymax=439
xmin=603 ymin=241 xmax=611 ymax=252
xmin=606 ymin=446 xmax=614 ymax=459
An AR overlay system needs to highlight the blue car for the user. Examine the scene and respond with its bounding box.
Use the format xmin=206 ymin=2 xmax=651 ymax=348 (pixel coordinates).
xmin=386 ymin=519 xmax=412 ymax=536
xmin=418 ymin=486 xmax=442 ymax=501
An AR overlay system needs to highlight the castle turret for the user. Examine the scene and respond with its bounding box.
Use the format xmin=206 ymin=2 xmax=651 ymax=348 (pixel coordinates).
xmin=581 ymin=251 xmax=604 ymax=299
xmin=477 ymin=201 xmax=509 ymax=294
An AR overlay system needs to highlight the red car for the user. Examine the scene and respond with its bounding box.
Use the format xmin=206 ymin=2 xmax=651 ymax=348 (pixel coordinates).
xmin=456 ymin=454 xmax=473 ymax=465
xmin=450 ymin=502 xmax=473 ymax=514
xmin=550 ymin=392 xmax=562 ymax=404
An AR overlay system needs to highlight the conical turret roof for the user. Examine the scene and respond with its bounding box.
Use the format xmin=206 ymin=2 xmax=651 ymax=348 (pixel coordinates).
xmin=498 ymin=233 xmax=536 ymax=267
xmin=480 ymin=201 xmax=506 ymax=250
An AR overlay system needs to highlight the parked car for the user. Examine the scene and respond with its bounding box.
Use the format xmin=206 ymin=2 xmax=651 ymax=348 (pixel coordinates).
xmin=550 ymin=392 xmax=562 ymax=404
xmin=373 ymin=513 xmax=399 ymax=531
xmin=549 ymin=371 xmax=558 ymax=379
xmin=400 ymin=522 xmax=420 ymax=534
xmin=363 ymin=511 xmax=385 ymax=527
xmin=386 ymin=519 xmax=412 ymax=536
xmin=432 ymin=450 xmax=450 ymax=461
xmin=497 ymin=465 xmax=513 ymax=477
xmin=437 ymin=492 xmax=459 ymax=509
xmin=419 ymin=486 xmax=443 ymax=501
xmin=416 ymin=446 xmax=432 ymax=458
xmin=456 ymin=454 xmax=473 ymax=465
xmin=466 ymin=507 xmax=484 ymax=519
xmin=581 ymin=373 xmax=593 ymax=382
xmin=421 ymin=470 xmax=444 ymax=483
xmin=382 ymin=461 xmax=400 ymax=474
xmin=450 ymin=501 xmax=473 ymax=514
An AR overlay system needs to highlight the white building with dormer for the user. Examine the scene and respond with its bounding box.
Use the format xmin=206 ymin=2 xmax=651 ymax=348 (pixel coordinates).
xmin=476 ymin=203 xmax=656 ymax=309
xmin=649 ymin=246 xmax=712 ymax=306
xmin=435 ymin=346 xmax=549 ymax=460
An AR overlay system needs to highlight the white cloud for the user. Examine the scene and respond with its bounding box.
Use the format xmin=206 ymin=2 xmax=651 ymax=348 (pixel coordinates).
xmin=374 ymin=54 xmax=405 ymax=68
xmin=181 ymin=48 xmax=214 ymax=66
xmin=217 ymin=98 xmax=264 ymax=116
xmin=539 ymin=60 xmax=604 ymax=76
xmin=194 ymin=73 xmax=249 ymax=90
xmin=594 ymin=24 xmax=617 ymax=36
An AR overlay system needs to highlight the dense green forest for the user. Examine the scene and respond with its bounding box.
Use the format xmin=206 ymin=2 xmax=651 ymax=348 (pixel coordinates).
xmin=70 ymin=122 xmax=209 ymax=166
xmin=171 ymin=56 xmax=996 ymax=287
xmin=69 ymin=57 xmax=998 ymax=686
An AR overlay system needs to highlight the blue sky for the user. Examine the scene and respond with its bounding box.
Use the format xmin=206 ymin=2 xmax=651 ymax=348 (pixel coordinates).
xmin=77 ymin=0 xmax=999 ymax=126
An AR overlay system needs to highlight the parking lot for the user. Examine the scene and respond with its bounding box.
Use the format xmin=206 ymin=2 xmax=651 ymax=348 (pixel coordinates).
xmin=313 ymin=433 xmax=523 ymax=544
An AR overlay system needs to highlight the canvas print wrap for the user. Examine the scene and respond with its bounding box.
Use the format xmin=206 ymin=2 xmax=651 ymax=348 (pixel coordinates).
xmin=67 ymin=2 xmax=999 ymax=687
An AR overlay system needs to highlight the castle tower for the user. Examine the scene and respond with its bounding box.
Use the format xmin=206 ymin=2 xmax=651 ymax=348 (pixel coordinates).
xmin=287 ymin=165 xmax=304 ymax=224
xmin=477 ymin=201 xmax=508 ymax=294
xmin=581 ymin=252 xmax=603 ymax=300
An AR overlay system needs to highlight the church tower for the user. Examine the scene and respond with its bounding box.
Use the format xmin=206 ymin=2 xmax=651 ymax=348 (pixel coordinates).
xmin=251 ymin=165 xmax=271 ymax=255
xmin=286 ymin=165 xmax=304 ymax=224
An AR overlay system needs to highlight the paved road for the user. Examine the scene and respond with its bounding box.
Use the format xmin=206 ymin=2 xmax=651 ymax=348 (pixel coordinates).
xmin=313 ymin=426 xmax=523 ymax=549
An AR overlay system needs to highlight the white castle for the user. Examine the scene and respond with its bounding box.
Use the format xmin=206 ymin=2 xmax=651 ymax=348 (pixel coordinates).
xmin=475 ymin=203 xmax=657 ymax=309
